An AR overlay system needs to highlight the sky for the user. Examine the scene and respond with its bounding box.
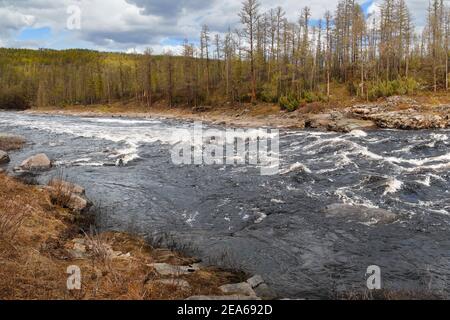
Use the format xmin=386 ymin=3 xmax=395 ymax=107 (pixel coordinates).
xmin=0 ymin=0 xmax=437 ymax=54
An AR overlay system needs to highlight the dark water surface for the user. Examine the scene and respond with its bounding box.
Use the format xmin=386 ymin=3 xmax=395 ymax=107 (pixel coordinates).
xmin=1 ymin=111 xmax=449 ymax=298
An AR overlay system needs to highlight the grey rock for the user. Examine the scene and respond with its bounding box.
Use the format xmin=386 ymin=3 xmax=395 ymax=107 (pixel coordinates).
xmin=246 ymin=275 xmax=277 ymax=299
xmin=150 ymin=263 xmax=199 ymax=276
xmin=68 ymin=242 xmax=87 ymax=259
xmin=327 ymin=119 xmax=375 ymax=133
xmin=20 ymin=153 xmax=51 ymax=171
xmin=67 ymin=194 xmax=92 ymax=213
xmin=323 ymin=203 xmax=398 ymax=225
xmin=0 ymin=150 xmax=10 ymax=164
xmin=219 ymin=282 xmax=257 ymax=297
xmin=253 ymin=283 xmax=277 ymax=300
xmin=247 ymin=275 xmax=265 ymax=288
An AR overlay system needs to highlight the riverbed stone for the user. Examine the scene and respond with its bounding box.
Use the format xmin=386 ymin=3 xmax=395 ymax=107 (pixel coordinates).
xmin=150 ymin=263 xmax=199 ymax=276
xmin=0 ymin=150 xmax=10 ymax=164
xmin=219 ymin=282 xmax=257 ymax=297
xmin=20 ymin=153 xmax=51 ymax=171
xmin=323 ymin=203 xmax=398 ymax=225
xmin=68 ymin=242 xmax=88 ymax=259
xmin=247 ymin=275 xmax=265 ymax=288
xmin=246 ymin=275 xmax=277 ymax=299
xmin=67 ymin=194 xmax=91 ymax=213
xmin=253 ymin=283 xmax=277 ymax=300
xmin=327 ymin=118 xmax=375 ymax=133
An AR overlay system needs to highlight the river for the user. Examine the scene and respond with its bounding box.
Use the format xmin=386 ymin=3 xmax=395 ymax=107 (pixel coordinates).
xmin=1 ymin=111 xmax=449 ymax=298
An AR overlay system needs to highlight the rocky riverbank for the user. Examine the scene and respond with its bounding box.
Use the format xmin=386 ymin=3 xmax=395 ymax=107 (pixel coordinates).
xmin=301 ymin=96 xmax=450 ymax=132
xmin=23 ymin=95 xmax=450 ymax=133
xmin=0 ymin=145 xmax=276 ymax=300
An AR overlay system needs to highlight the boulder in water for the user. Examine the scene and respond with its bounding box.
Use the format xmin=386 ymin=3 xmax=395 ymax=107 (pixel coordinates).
xmin=0 ymin=150 xmax=10 ymax=164
xmin=20 ymin=153 xmax=51 ymax=171
xmin=323 ymin=203 xmax=398 ymax=225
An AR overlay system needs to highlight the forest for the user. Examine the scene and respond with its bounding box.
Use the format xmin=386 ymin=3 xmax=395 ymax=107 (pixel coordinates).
xmin=0 ymin=0 xmax=449 ymax=111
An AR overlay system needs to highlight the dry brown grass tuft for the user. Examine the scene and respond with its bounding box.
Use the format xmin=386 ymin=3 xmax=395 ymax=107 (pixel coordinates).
xmin=48 ymin=180 xmax=76 ymax=209
xmin=0 ymin=201 xmax=30 ymax=241
xmin=83 ymin=231 xmax=114 ymax=267
xmin=0 ymin=135 xmax=25 ymax=151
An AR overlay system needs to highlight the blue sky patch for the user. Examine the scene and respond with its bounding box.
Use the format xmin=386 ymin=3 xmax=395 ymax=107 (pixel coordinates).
xmin=17 ymin=27 xmax=52 ymax=41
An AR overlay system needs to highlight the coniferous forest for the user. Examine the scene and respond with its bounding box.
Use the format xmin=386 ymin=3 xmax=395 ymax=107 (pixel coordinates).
xmin=0 ymin=0 xmax=449 ymax=111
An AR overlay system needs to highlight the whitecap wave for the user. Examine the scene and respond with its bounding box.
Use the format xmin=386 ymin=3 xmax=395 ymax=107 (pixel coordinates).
xmin=280 ymin=162 xmax=312 ymax=174
xmin=383 ymin=178 xmax=404 ymax=195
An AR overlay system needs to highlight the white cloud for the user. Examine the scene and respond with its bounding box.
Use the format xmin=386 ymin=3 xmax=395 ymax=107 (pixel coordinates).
xmin=0 ymin=7 xmax=35 ymax=35
xmin=0 ymin=0 xmax=439 ymax=53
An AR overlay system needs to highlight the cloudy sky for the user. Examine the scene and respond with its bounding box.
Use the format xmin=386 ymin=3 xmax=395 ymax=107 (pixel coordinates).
xmin=0 ymin=0 xmax=435 ymax=54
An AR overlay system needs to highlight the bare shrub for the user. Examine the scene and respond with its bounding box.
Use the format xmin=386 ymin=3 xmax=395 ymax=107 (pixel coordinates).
xmin=84 ymin=230 xmax=113 ymax=267
xmin=48 ymin=169 xmax=75 ymax=208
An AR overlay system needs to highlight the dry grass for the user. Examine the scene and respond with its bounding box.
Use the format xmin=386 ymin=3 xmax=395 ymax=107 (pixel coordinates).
xmin=47 ymin=173 xmax=77 ymax=209
xmin=0 ymin=135 xmax=25 ymax=151
xmin=0 ymin=201 xmax=30 ymax=241
xmin=0 ymin=173 xmax=242 ymax=300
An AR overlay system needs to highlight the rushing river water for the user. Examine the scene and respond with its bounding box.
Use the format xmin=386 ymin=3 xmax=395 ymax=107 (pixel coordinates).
xmin=1 ymin=111 xmax=449 ymax=298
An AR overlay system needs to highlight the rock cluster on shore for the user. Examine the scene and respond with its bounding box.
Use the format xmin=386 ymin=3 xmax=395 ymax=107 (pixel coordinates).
xmin=301 ymin=96 xmax=450 ymax=132
xmin=186 ymin=275 xmax=276 ymax=300
xmin=44 ymin=178 xmax=92 ymax=213
xmin=347 ymin=96 xmax=450 ymax=130
xmin=349 ymin=105 xmax=450 ymax=130
xmin=148 ymin=262 xmax=276 ymax=300
xmin=3 ymin=149 xmax=91 ymax=213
